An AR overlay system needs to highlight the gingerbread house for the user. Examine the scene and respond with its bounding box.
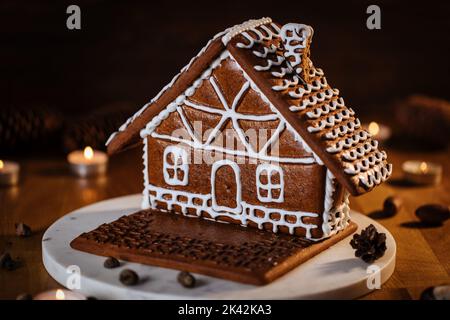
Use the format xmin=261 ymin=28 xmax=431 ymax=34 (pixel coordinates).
xmin=106 ymin=18 xmax=392 ymax=241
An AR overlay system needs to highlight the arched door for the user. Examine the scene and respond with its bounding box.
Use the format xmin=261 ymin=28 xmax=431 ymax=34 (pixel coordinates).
xmin=211 ymin=160 xmax=242 ymax=214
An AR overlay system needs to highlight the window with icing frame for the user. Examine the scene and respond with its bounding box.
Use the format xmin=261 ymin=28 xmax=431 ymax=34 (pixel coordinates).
xmin=163 ymin=146 xmax=189 ymax=186
xmin=256 ymin=164 xmax=284 ymax=203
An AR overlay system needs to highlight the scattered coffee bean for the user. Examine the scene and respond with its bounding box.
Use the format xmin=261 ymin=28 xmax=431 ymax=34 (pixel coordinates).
xmin=420 ymin=284 xmax=450 ymax=300
xmin=15 ymin=223 xmax=32 ymax=237
xmin=119 ymin=269 xmax=139 ymax=286
xmin=383 ymin=196 xmax=402 ymax=216
xmin=103 ymin=256 xmax=120 ymax=269
xmin=0 ymin=252 xmax=20 ymax=271
xmin=16 ymin=293 xmax=33 ymax=300
xmin=177 ymin=271 xmax=196 ymax=288
xmin=415 ymin=204 xmax=450 ymax=225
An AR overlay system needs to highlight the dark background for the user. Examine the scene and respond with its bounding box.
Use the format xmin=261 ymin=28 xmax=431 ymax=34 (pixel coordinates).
xmin=0 ymin=0 xmax=449 ymax=152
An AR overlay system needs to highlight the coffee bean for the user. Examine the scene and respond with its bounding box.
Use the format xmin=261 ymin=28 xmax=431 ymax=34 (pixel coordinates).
xmin=15 ymin=223 xmax=32 ymax=237
xmin=16 ymin=293 xmax=33 ymax=300
xmin=119 ymin=269 xmax=139 ymax=286
xmin=415 ymin=204 xmax=450 ymax=225
xmin=420 ymin=284 xmax=450 ymax=300
xmin=103 ymin=256 xmax=120 ymax=269
xmin=383 ymin=196 xmax=402 ymax=216
xmin=177 ymin=271 xmax=196 ymax=288
xmin=0 ymin=253 xmax=21 ymax=271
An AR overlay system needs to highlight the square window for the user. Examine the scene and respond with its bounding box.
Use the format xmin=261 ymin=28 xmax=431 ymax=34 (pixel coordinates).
xmin=256 ymin=164 xmax=284 ymax=203
xmin=163 ymin=146 xmax=189 ymax=186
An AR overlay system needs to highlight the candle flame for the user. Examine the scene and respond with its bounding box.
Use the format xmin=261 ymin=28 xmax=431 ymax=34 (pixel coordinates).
xmin=83 ymin=146 xmax=94 ymax=160
xmin=0 ymin=160 xmax=3 ymax=170
xmin=368 ymin=122 xmax=380 ymax=136
xmin=55 ymin=289 xmax=65 ymax=300
xmin=420 ymin=162 xmax=428 ymax=173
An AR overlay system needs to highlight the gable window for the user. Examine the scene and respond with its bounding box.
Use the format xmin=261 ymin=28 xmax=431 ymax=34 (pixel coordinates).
xmin=256 ymin=164 xmax=284 ymax=203
xmin=163 ymin=146 xmax=189 ymax=186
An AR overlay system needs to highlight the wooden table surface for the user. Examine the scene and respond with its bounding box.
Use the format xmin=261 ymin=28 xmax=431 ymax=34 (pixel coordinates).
xmin=1 ymin=145 xmax=449 ymax=300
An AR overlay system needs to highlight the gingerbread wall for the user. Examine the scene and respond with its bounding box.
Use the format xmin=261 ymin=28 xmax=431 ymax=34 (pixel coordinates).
xmin=146 ymin=136 xmax=327 ymax=238
xmin=141 ymin=55 xmax=338 ymax=238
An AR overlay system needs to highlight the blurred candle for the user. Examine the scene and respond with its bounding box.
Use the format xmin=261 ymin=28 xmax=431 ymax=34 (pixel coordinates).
xmin=67 ymin=146 xmax=108 ymax=178
xmin=402 ymin=160 xmax=442 ymax=185
xmin=0 ymin=160 xmax=20 ymax=186
xmin=365 ymin=121 xmax=392 ymax=143
xmin=34 ymin=289 xmax=86 ymax=300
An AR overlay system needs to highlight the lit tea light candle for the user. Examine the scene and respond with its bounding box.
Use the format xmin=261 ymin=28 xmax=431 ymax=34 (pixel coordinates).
xmin=364 ymin=121 xmax=392 ymax=143
xmin=402 ymin=160 xmax=442 ymax=185
xmin=0 ymin=160 xmax=20 ymax=186
xmin=34 ymin=289 xmax=86 ymax=300
xmin=67 ymin=146 xmax=108 ymax=178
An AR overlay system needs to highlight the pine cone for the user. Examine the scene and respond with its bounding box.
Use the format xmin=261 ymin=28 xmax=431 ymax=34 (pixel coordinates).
xmin=350 ymin=224 xmax=387 ymax=263
xmin=394 ymin=95 xmax=450 ymax=148
xmin=0 ymin=105 xmax=61 ymax=150
xmin=62 ymin=102 xmax=134 ymax=152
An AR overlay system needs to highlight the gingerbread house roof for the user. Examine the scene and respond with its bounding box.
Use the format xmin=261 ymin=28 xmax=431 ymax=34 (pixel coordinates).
xmin=106 ymin=18 xmax=392 ymax=196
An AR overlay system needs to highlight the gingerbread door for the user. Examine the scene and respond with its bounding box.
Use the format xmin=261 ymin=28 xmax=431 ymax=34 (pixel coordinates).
xmin=211 ymin=160 xmax=242 ymax=215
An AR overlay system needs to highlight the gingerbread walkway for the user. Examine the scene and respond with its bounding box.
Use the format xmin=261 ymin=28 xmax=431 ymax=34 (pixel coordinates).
xmin=71 ymin=209 xmax=357 ymax=285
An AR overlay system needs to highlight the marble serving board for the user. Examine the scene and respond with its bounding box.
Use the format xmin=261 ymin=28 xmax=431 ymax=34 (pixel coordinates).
xmin=42 ymin=194 xmax=396 ymax=299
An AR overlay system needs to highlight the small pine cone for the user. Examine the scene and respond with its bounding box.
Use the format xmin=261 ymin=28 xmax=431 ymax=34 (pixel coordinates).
xmin=62 ymin=101 xmax=134 ymax=152
xmin=0 ymin=105 xmax=61 ymax=149
xmin=394 ymin=95 xmax=450 ymax=148
xmin=350 ymin=224 xmax=387 ymax=263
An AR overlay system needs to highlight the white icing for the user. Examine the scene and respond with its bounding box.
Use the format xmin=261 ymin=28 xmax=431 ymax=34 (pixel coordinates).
xmin=307 ymin=108 xmax=355 ymax=134
xmin=290 ymin=88 xmax=340 ymax=112
xmin=221 ymin=17 xmax=273 ymax=45
xmin=252 ymin=44 xmax=277 ymax=58
xmin=163 ymin=146 xmax=189 ymax=186
xmin=342 ymin=141 xmax=382 ymax=160
xmin=254 ymin=55 xmax=284 ymax=71
xmin=359 ymin=163 xmax=392 ymax=189
xmin=343 ymin=150 xmax=387 ymax=174
xmin=305 ymin=97 xmax=345 ymax=119
xmin=280 ymin=23 xmax=313 ymax=75
xmin=145 ymin=184 xmax=319 ymax=239
xmin=325 ymin=129 xmax=370 ymax=153
xmin=142 ymin=136 xmax=150 ymax=209
xmin=256 ymin=163 xmax=284 ymax=203
xmin=320 ymin=170 xmax=351 ymax=238
xmin=324 ymin=118 xmax=361 ymax=140
xmin=211 ymin=160 xmax=242 ymax=214
xmin=235 ymin=22 xmax=280 ymax=49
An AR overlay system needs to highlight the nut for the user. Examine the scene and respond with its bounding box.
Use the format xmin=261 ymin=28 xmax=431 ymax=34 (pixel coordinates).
xmin=383 ymin=196 xmax=402 ymax=216
xmin=415 ymin=204 xmax=450 ymax=225
xmin=119 ymin=269 xmax=139 ymax=286
xmin=177 ymin=271 xmax=196 ymax=288
xmin=103 ymin=256 xmax=120 ymax=269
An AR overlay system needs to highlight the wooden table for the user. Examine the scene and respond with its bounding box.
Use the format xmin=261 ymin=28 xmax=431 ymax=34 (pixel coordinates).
xmin=1 ymin=145 xmax=449 ymax=300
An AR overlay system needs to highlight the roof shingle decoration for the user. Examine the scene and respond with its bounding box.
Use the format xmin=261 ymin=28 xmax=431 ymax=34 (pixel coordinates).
xmin=106 ymin=17 xmax=392 ymax=196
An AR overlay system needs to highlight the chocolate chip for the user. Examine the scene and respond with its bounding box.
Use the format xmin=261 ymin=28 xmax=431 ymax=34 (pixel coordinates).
xmin=177 ymin=271 xmax=196 ymax=288
xmin=119 ymin=269 xmax=139 ymax=286
xmin=15 ymin=223 xmax=32 ymax=237
xmin=383 ymin=196 xmax=402 ymax=216
xmin=16 ymin=293 xmax=33 ymax=300
xmin=103 ymin=256 xmax=120 ymax=269
xmin=420 ymin=284 xmax=450 ymax=300
xmin=415 ymin=204 xmax=450 ymax=225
